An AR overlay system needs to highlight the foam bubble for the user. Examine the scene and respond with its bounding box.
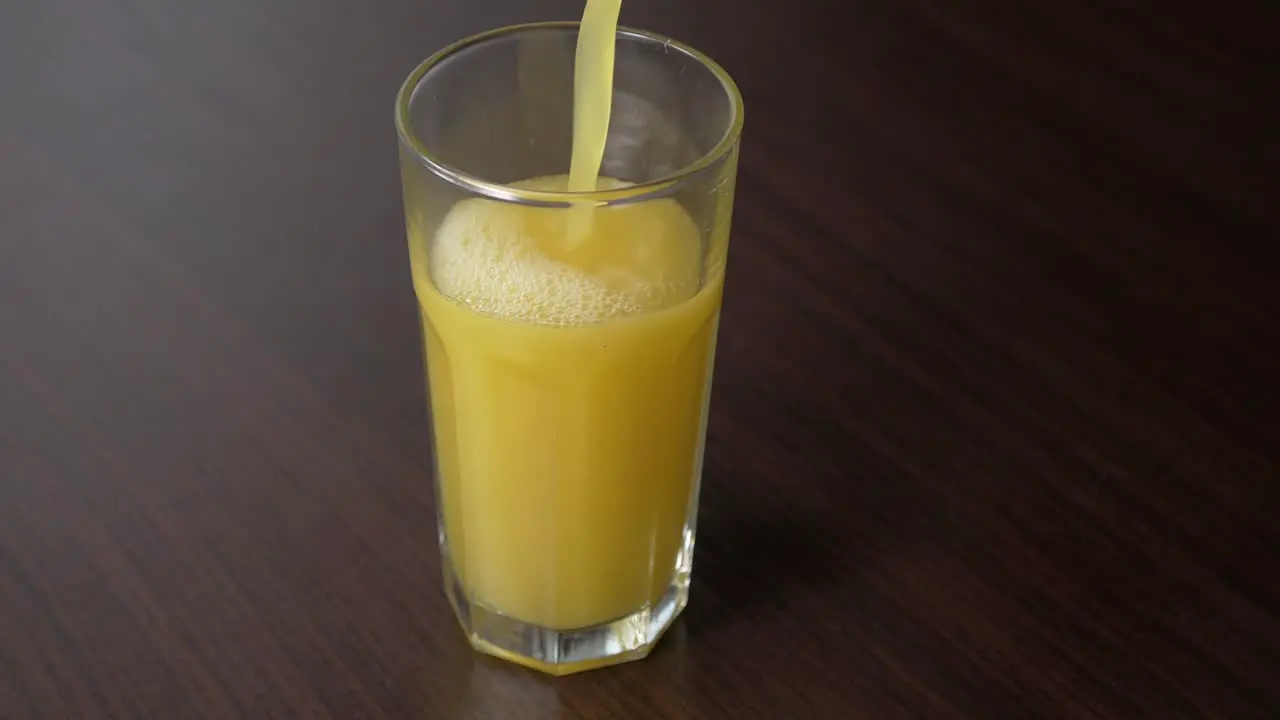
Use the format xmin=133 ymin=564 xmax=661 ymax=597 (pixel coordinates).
xmin=429 ymin=176 xmax=702 ymax=326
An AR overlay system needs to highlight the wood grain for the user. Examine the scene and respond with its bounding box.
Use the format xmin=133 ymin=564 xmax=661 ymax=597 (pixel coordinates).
xmin=2 ymin=0 xmax=1277 ymax=717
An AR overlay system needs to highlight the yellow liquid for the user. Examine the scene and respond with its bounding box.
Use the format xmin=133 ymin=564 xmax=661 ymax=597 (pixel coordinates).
xmin=569 ymin=0 xmax=622 ymax=193
xmin=414 ymin=175 xmax=721 ymax=630
xmin=564 ymin=0 xmax=622 ymax=243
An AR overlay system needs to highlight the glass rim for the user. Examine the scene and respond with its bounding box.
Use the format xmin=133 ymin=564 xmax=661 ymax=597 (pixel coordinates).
xmin=394 ymin=21 xmax=744 ymax=206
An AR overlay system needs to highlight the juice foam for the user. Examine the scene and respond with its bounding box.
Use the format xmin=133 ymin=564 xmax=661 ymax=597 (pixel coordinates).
xmin=429 ymin=176 xmax=702 ymax=326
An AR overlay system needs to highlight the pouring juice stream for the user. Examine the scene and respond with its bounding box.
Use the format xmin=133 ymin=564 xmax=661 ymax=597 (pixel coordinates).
xmin=569 ymin=0 xmax=622 ymax=193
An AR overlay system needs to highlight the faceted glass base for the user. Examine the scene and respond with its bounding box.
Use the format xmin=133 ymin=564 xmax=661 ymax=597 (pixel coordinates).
xmin=443 ymin=530 xmax=694 ymax=676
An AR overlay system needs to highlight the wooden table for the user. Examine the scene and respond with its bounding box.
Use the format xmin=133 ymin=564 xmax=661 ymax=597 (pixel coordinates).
xmin=2 ymin=0 xmax=1277 ymax=717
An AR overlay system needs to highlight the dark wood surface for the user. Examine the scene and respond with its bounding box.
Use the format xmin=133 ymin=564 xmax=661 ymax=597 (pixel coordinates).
xmin=2 ymin=0 xmax=1278 ymax=717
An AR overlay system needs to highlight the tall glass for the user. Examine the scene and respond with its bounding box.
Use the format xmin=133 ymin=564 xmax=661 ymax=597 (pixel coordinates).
xmin=395 ymin=22 xmax=743 ymax=675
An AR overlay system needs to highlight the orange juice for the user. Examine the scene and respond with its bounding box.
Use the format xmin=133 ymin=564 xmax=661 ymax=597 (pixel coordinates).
xmin=412 ymin=175 xmax=721 ymax=630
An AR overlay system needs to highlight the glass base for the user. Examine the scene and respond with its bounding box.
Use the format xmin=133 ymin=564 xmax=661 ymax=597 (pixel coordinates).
xmin=443 ymin=530 xmax=694 ymax=676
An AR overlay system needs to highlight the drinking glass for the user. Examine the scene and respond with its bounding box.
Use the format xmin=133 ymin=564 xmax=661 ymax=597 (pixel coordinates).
xmin=395 ymin=21 xmax=743 ymax=675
